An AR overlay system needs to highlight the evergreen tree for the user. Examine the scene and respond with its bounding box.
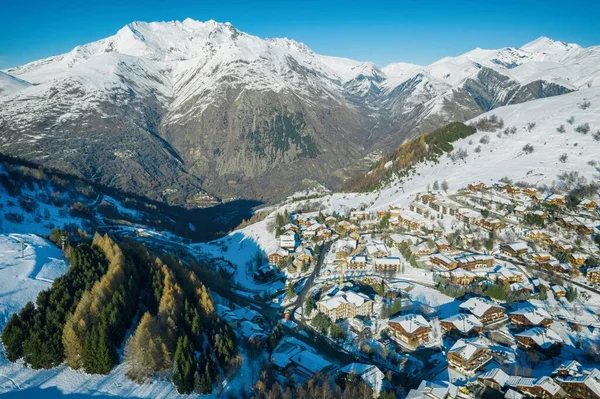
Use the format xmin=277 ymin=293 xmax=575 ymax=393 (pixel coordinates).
xmin=172 ymin=335 xmax=195 ymax=394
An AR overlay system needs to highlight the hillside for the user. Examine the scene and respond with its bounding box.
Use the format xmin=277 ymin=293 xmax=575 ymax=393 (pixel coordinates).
xmin=1 ymin=20 xmax=598 ymax=204
xmin=327 ymin=85 xmax=600 ymax=213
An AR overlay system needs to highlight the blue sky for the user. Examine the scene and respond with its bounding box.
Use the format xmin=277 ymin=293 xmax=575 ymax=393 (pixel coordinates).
xmin=1 ymin=0 xmax=599 ymax=68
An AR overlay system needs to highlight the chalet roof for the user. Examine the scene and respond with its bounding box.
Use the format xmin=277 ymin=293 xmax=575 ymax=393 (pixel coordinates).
xmin=516 ymin=327 xmax=563 ymax=348
xmin=374 ymin=257 xmax=401 ymax=265
xmin=441 ymin=313 xmax=483 ymax=333
xmin=501 ymin=242 xmax=529 ymax=252
xmin=318 ymin=290 xmax=371 ymax=310
xmin=430 ymin=253 xmax=456 ymax=265
xmin=335 ymin=237 xmax=357 ymax=252
xmin=510 ymin=306 xmax=552 ymax=325
xmin=388 ymin=314 xmax=431 ymax=334
xmin=339 ymin=363 xmax=390 ymax=395
xmin=407 ymin=380 xmax=458 ymax=399
xmin=448 ymin=337 xmax=489 ymax=362
xmin=479 ymin=368 xmax=510 ymax=387
xmin=459 ymin=297 xmax=504 ymax=318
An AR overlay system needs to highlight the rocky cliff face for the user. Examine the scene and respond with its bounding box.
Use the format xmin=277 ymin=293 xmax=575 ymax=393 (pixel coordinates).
xmin=0 ymin=21 xmax=596 ymax=205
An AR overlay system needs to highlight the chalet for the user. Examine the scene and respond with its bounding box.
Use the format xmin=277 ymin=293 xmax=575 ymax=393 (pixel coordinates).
xmin=338 ymin=364 xmax=391 ymax=398
xmin=324 ymin=216 xmax=337 ymax=226
xmin=447 ymin=337 xmax=492 ymax=374
xmin=279 ymin=233 xmax=296 ymax=250
xmin=281 ymin=223 xmax=298 ymax=233
xmin=440 ymin=314 xmax=483 ymax=337
xmin=510 ymin=282 xmax=533 ymax=295
xmin=552 ymin=239 xmax=574 ymax=254
xmin=430 ymin=253 xmax=458 ymax=270
xmin=532 ymin=278 xmax=551 ymax=292
xmin=587 ymin=267 xmax=600 ymax=284
xmin=468 ymin=182 xmax=486 ymax=192
xmin=509 ymin=376 xmax=566 ymax=399
xmin=529 ymin=251 xmax=551 ymax=263
xmin=374 ymin=257 xmax=402 ymax=272
xmin=532 ymin=209 xmax=549 ymax=219
xmin=316 ymin=228 xmax=333 ymax=240
xmin=478 ymin=368 xmax=510 ymax=392
xmin=546 ymin=194 xmax=567 ymax=207
xmin=510 ymin=307 xmax=553 ymax=328
xmin=553 ymin=362 xmax=600 ymax=399
xmin=524 ymin=187 xmax=538 ymax=197
xmin=316 ymin=290 xmax=373 ymax=322
xmin=294 ymin=247 xmax=313 ymax=264
xmin=268 ymin=249 xmax=289 ymax=265
xmin=388 ymin=314 xmax=431 ymax=348
xmin=457 ymin=208 xmax=481 ymax=224
xmin=539 ymin=258 xmax=572 ymax=274
xmin=336 ymin=220 xmax=351 ymax=231
xmin=524 ymin=229 xmax=547 ymax=240
xmin=459 ymin=297 xmax=505 ymax=326
xmin=420 ymin=193 xmax=437 ymax=205
xmin=350 ymin=210 xmax=370 ymax=220
xmin=407 ymin=380 xmax=460 ymax=399
xmin=455 ymin=254 xmax=495 ymax=270
xmin=505 ymin=185 xmax=521 ymax=195
xmin=480 ymin=369 xmax=566 ymax=399
xmin=501 ymin=242 xmax=530 ymax=258
xmin=514 ymin=205 xmax=529 ymax=216
xmin=491 ymin=267 xmax=524 ymax=284
xmin=516 ymin=327 xmax=563 ymax=356
xmin=480 ymin=218 xmax=502 ymax=231
xmin=435 ymin=237 xmax=450 ymax=252
xmin=365 ymin=241 xmax=389 ymax=257
xmin=568 ymin=252 xmax=588 ymax=267
xmin=447 ymin=268 xmax=477 ymax=285
xmin=348 ymin=255 xmax=367 ymax=269
xmin=388 ymin=205 xmax=401 ymax=217
xmin=552 ymin=285 xmax=567 ymax=298
xmin=335 ymin=237 xmax=357 ymax=259
xmin=579 ymin=199 xmax=598 ymax=211
xmin=410 ymin=243 xmax=431 ymax=257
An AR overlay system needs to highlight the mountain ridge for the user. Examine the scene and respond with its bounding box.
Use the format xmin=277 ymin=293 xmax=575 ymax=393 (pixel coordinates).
xmin=1 ymin=19 xmax=598 ymax=206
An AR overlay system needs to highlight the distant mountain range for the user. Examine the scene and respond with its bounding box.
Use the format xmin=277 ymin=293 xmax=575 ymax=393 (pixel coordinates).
xmin=1 ymin=19 xmax=598 ymax=206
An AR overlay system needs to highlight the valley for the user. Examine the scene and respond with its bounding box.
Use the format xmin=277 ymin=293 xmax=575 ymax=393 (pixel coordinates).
xmin=0 ymin=15 xmax=599 ymax=399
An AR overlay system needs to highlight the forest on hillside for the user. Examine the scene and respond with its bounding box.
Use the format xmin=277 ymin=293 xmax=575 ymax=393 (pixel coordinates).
xmin=1 ymin=233 xmax=238 ymax=395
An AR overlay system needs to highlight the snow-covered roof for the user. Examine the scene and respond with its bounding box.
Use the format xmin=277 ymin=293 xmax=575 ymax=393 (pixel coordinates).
xmin=516 ymin=327 xmax=563 ymax=347
xmin=448 ymin=337 xmax=489 ymax=362
xmin=459 ymin=297 xmax=503 ymax=317
xmin=510 ymin=306 xmax=552 ymax=325
xmin=374 ymin=256 xmax=401 ymax=265
xmin=407 ymin=380 xmax=458 ymax=399
xmin=388 ymin=314 xmax=431 ymax=333
xmin=290 ymin=350 xmax=331 ymax=373
xmin=501 ymin=241 xmax=529 ymax=252
xmin=479 ymin=368 xmax=510 ymax=387
xmin=339 ymin=363 xmax=390 ymax=395
xmin=441 ymin=313 xmax=483 ymax=332
xmin=318 ymin=290 xmax=371 ymax=310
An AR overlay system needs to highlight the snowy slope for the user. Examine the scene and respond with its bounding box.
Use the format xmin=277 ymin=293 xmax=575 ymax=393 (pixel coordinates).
xmin=0 ymin=234 xmax=68 ymax=330
xmin=0 ymin=71 xmax=31 ymax=96
xmin=329 ymin=85 xmax=600 ymax=212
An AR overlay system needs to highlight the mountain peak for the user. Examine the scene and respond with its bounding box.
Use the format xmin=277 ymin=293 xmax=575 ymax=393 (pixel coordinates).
xmin=521 ymin=36 xmax=580 ymax=53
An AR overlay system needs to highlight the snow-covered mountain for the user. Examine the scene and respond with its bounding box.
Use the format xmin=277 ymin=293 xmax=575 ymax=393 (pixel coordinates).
xmin=1 ymin=19 xmax=598 ymax=204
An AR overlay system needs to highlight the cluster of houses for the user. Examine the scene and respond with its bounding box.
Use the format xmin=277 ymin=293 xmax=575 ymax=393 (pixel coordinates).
xmin=267 ymin=179 xmax=599 ymax=398
xmin=477 ymin=360 xmax=600 ymax=399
